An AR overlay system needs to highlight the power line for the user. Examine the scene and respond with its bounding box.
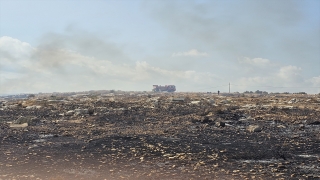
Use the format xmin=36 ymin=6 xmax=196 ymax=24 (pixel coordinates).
xmin=189 ymin=83 xmax=320 ymax=93
xmin=193 ymin=84 xmax=229 ymax=91
xmin=232 ymin=84 xmax=320 ymax=89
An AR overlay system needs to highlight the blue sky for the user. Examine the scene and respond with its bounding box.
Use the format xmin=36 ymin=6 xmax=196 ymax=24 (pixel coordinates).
xmin=0 ymin=0 xmax=319 ymax=94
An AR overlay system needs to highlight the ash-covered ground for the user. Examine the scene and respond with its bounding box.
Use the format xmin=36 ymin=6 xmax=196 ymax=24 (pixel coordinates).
xmin=0 ymin=91 xmax=319 ymax=180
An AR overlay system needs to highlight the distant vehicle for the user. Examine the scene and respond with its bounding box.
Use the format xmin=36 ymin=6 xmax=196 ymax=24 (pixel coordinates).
xmin=152 ymin=85 xmax=176 ymax=92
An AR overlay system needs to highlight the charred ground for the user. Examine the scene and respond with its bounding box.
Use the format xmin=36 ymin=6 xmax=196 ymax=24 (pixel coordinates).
xmin=0 ymin=92 xmax=319 ymax=179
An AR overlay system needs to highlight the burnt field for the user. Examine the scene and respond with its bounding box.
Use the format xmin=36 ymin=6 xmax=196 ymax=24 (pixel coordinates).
xmin=0 ymin=92 xmax=319 ymax=180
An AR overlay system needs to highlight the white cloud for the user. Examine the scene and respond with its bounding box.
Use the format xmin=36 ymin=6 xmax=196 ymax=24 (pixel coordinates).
xmin=172 ymin=49 xmax=208 ymax=57
xmin=309 ymin=76 xmax=320 ymax=86
xmin=0 ymin=36 xmax=34 ymax=59
xmin=0 ymin=36 xmax=36 ymax=79
xmin=232 ymin=64 xmax=318 ymax=93
xmin=238 ymin=57 xmax=271 ymax=67
xmin=0 ymin=36 xmax=218 ymax=93
xmin=277 ymin=65 xmax=302 ymax=80
xmin=1 ymin=36 xmax=318 ymax=94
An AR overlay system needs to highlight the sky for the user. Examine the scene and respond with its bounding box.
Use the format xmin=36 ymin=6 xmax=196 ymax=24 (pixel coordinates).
xmin=0 ymin=0 xmax=319 ymax=94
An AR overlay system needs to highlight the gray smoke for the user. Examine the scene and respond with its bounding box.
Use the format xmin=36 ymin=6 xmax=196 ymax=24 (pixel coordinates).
xmin=143 ymin=0 xmax=319 ymax=68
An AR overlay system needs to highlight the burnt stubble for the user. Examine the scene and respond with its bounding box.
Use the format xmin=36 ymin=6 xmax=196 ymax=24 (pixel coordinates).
xmin=0 ymin=92 xmax=319 ymax=179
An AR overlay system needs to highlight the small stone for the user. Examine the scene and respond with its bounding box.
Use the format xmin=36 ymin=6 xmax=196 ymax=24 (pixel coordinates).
xmin=216 ymin=121 xmax=225 ymax=127
xmin=247 ymin=125 xmax=262 ymax=132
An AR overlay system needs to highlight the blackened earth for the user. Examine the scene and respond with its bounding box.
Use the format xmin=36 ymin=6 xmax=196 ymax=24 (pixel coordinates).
xmin=0 ymin=93 xmax=319 ymax=180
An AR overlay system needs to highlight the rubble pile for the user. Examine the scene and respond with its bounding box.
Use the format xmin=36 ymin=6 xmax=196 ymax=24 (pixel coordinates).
xmin=0 ymin=92 xmax=319 ymax=179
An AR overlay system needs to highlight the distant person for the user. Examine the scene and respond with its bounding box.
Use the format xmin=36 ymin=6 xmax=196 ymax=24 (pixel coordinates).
xmin=218 ymin=90 xmax=220 ymax=95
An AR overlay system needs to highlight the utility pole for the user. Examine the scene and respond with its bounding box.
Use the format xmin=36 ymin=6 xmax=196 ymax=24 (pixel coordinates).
xmin=229 ymin=82 xmax=230 ymax=93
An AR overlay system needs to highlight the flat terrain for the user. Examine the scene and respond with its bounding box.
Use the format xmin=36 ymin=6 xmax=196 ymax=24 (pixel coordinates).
xmin=0 ymin=92 xmax=319 ymax=180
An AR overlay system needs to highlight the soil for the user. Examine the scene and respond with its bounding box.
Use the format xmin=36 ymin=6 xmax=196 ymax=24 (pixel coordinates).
xmin=0 ymin=92 xmax=319 ymax=180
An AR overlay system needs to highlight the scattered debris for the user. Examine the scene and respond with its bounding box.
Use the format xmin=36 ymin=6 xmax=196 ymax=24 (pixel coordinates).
xmin=0 ymin=91 xmax=319 ymax=179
